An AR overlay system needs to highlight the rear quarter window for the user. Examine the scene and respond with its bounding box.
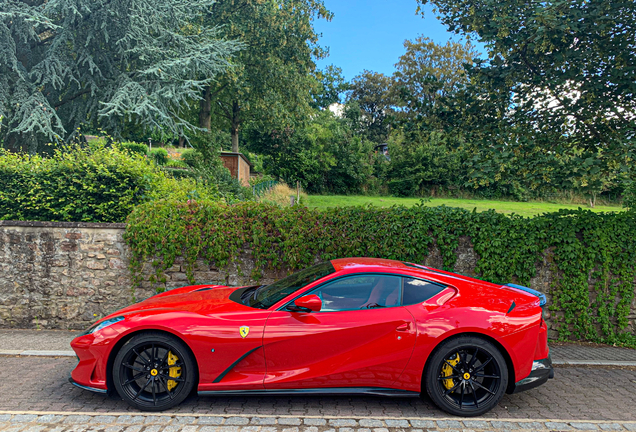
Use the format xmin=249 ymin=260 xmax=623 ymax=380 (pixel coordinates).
xmin=402 ymin=277 xmax=445 ymax=305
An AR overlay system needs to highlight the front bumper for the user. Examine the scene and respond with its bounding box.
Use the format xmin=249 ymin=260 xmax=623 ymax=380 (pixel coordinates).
xmin=511 ymin=355 xmax=554 ymax=394
xmin=69 ymin=332 xmax=111 ymax=392
xmin=68 ymin=375 xmax=108 ymax=394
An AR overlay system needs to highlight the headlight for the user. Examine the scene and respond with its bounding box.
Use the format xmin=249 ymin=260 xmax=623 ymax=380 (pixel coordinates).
xmin=84 ymin=316 xmax=125 ymax=335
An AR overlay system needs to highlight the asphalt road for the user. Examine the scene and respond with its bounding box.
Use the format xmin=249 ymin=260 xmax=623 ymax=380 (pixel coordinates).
xmin=1 ymin=356 xmax=635 ymax=422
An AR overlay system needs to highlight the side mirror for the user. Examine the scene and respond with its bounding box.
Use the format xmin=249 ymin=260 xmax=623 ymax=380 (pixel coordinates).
xmin=287 ymin=294 xmax=322 ymax=313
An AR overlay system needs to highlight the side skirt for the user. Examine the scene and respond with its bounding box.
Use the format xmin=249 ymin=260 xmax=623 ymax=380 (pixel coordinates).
xmin=198 ymin=388 xmax=420 ymax=398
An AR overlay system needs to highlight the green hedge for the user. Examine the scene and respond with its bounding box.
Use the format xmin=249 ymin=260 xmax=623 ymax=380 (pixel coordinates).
xmin=126 ymin=200 xmax=636 ymax=346
xmin=150 ymin=148 xmax=169 ymax=166
xmin=624 ymin=180 xmax=636 ymax=210
xmin=119 ymin=142 xmax=149 ymax=157
xmin=0 ymin=145 xmax=219 ymax=223
xmin=180 ymin=149 xmax=199 ymax=168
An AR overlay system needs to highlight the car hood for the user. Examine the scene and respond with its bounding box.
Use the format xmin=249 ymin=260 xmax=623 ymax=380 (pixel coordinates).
xmin=107 ymin=284 xmax=254 ymax=318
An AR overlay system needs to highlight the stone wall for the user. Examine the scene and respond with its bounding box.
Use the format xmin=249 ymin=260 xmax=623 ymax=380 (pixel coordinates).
xmin=0 ymin=221 xmax=287 ymax=329
xmin=0 ymin=221 xmax=634 ymax=337
xmin=0 ymin=221 xmax=130 ymax=329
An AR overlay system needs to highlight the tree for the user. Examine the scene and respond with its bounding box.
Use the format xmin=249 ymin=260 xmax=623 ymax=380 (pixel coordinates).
xmin=0 ymin=0 xmax=238 ymax=153
xmin=246 ymin=111 xmax=371 ymax=194
xmin=417 ymin=0 xmax=636 ymax=203
xmin=416 ymin=0 xmax=635 ymax=148
xmin=200 ymin=0 xmax=331 ymax=153
xmin=393 ymin=37 xmax=478 ymax=124
xmin=346 ymin=71 xmax=396 ymax=143
xmin=311 ymin=65 xmax=350 ymax=110
xmin=385 ymin=130 xmax=464 ymax=197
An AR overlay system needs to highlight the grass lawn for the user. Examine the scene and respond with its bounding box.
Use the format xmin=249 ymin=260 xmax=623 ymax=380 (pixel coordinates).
xmin=306 ymin=195 xmax=625 ymax=218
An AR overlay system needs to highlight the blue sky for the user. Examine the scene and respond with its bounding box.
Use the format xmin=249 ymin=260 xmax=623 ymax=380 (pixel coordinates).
xmin=313 ymin=0 xmax=483 ymax=80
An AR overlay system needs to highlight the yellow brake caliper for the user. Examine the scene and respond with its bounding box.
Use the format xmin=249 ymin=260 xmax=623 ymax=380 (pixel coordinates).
xmin=441 ymin=353 xmax=460 ymax=390
xmin=167 ymin=351 xmax=182 ymax=391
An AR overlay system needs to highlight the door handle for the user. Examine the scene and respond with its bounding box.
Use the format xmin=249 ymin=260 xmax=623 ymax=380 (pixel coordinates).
xmin=396 ymin=323 xmax=410 ymax=332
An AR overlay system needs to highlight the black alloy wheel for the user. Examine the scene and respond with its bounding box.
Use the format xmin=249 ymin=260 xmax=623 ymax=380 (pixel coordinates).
xmin=425 ymin=336 xmax=508 ymax=417
xmin=113 ymin=332 xmax=197 ymax=411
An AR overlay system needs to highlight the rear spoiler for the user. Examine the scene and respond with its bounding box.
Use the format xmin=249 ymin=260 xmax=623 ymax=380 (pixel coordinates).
xmin=505 ymin=283 xmax=547 ymax=307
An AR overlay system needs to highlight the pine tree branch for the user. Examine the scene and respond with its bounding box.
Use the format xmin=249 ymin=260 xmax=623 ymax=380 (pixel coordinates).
xmin=54 ymin=89 xmax=91 ymax=108
xmin=31 ymin=32 xmax=57 ymax=49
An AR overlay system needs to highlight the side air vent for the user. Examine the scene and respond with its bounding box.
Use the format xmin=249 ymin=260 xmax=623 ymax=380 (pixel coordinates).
xmin=507 ymin=301 xmax=516 ymax=314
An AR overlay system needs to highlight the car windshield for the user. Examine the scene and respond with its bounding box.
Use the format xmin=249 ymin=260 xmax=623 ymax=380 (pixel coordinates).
xmin=244 ymin=262 xmax=335 ymax=309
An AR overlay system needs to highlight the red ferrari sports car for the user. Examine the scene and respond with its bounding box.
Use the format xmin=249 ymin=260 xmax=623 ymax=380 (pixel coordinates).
xmin=70 ymin=258 xmax=553 ymax=416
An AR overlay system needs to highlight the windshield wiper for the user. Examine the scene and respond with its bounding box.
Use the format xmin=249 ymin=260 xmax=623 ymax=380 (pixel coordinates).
xmin=240 ymin=286 xmax=258 ymax=303
xmin=240 ymin=285 xmax=267 ymax=305
xmin=252 ymin=284 xmax=268 ymax=300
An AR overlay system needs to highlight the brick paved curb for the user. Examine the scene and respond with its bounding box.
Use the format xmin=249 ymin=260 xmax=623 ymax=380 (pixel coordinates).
xmin=0 ymin=350 xmax=76 ymax=357
xmin=550 ymin=346 xmax=636 ymax=362
xmin=1 ymin=412 xmax=636 ymax=431
xmin=553 ymin=360 xmax=636 ymax=367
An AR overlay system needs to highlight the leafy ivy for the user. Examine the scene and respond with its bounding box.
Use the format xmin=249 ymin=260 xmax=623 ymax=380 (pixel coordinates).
xmin=126 ymin=200 xmax=636 ymax=347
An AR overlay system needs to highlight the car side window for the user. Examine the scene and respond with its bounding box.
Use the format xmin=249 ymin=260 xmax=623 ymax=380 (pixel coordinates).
xmin=402 ymin=277 xmax=445 ymax=306
xmin=311 ymin=274 xmax=402 ymax=312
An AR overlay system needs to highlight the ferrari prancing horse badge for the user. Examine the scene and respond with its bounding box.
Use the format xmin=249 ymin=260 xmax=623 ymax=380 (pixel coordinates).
xmin=239 ymin=326 xmax=250 ymax=338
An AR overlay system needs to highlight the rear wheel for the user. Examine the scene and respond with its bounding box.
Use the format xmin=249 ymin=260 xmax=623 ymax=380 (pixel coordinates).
xmin=113 ymin=332 xmax=196 ymax=411
xmin=425 ymin=336 xmax=508 ymax=417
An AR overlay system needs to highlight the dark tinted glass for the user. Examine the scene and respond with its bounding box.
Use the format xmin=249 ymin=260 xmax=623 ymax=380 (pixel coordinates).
xmin=402 ymin=277 xmax=445 ymax=305
xmin=247 ymin=262 xmax=335 ymax=309
xmin=312 ymin=274 xmax=402 ymax=312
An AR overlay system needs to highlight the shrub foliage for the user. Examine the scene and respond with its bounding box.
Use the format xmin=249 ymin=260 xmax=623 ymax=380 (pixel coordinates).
xmin=119 ymin=142 xmax=149 ymax=157
xmin=126 ymin=200 xmax=636 ymax=346
xmin=150 ymin=148 xmax=169 ymax=166
xmin=624 ymin=180 xmax=636 ymax=210
xmin=0 ymin=145 xmax=218 ymax=223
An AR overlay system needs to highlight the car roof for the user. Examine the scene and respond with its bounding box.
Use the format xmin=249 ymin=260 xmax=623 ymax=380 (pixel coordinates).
xmin=330 ymin=257 xmax=412 ymax=272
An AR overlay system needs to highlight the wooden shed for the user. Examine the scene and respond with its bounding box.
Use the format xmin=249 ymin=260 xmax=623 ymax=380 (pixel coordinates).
xmin=220 ymin=152 xmax=252 ymax=186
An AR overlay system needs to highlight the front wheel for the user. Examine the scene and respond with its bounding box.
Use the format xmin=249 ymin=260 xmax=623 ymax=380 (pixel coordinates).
xmin=425 ymin=336 xmax=508 ymax=417
xmin=113 ymin=332 xmax=197 ymax=411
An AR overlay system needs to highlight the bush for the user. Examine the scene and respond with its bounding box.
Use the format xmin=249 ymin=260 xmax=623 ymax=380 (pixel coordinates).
xmin=0 ymin=144 xmax=219 ymax=223
xmin=388 ymin=177 xmax=419 ymax=197
xmin=127 ymin=201 xmax=636 ymax=347
xmin=180 ymin=149 xmax=200 ymax=168
xmin=199 ymin=164 xmax=255 ymax=202
xmin=150 ymin=148 xmax=169 ymax=165
xmin=175 ymin=148 xmax=254 ymax=202
xmin=624 ymin=180 xmax=636 ymax=210
xmin=162 ymin=167 xmax=196 ymax=180
xmin=385 ymin=131 xmax=464 ymax=197
xmin=165 ymin=159 xmax=189 ymax=169
xmin=246 ymin=111 xmax=372 ymax=195
xmin=119 ymin=141 xmax=149 ymax=157
xmin=151 ymin=174 xmax=219 ymax=203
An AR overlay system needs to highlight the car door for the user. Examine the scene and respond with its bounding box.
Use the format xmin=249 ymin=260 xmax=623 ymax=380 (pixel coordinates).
xmin=262 ymin=274 xmax=416 ymax=390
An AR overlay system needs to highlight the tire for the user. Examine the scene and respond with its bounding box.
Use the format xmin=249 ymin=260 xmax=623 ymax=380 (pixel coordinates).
xmin=424 ymin=336 xmax=508 ymax=417
xmin=113 ymin=332 xmax=197 ymax=411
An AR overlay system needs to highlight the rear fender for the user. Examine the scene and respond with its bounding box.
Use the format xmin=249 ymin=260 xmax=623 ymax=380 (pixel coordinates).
xmin=394 ymin=323 xmax=518 ymax=393
xmin=421 ymin=330 xmax=517 ymax=395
